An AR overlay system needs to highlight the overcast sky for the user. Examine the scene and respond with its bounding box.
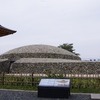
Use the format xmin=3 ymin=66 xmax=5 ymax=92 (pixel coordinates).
xmin=0 ymin=0 xmax=100 ymax=60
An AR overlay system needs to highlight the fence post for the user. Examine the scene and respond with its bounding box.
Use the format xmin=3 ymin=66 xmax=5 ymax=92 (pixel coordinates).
xmin=32 ymin=72 xmax=34 ymax=86
xmin=2 ymin=72 xmax=5 ymax=85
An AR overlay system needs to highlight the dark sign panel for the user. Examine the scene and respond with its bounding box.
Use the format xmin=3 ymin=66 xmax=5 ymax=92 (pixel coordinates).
xmin=38 ymin=79 xmax=71 ymax=98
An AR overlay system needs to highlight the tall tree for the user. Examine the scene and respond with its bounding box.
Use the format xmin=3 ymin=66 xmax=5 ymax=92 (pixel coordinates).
xmin=58 ymin=43 xmax=79 ymax=56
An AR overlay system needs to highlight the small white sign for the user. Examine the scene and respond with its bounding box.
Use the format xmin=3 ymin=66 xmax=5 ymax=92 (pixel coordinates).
xmin=39 ymin=79 xmax=70 ymax=87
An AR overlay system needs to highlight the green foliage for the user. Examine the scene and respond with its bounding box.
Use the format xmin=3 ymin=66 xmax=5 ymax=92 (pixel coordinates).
xmin=0 ymin=73 xmax=100 ymax=93
xmin=71 ymin=78 xmax=100 ymax=93
xmin=58 ymin=43 xmax=79 ymax=55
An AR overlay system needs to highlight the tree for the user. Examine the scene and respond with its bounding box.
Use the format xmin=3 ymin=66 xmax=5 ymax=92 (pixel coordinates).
xmin=58 ymin=43 xmax=80 ymax=56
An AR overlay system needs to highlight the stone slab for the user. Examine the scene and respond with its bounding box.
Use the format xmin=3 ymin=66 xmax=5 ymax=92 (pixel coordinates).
xmin=91 ymin=94 xmax=100 ymax=100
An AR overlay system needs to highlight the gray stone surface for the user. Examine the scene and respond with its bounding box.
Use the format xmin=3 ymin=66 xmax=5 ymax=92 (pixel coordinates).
xmin=11 ymin=58 xmax=100 ymax=74
xmin=0 ymin=59 xmax=10 ymax=73
xmin=0 ymin=45 xmax=100 ymax=74
xmin=0 ymin=45 xmax=81 ymax=60
xmin=0 ymin=89 xmax=91 ymax=100
xmin=91 ymin=94 xmax=100 ymax=100
xmin=15 ymin=58 xmax=81 ymax=63
xmin=2 ymin=45 xmax=77 ymax=56
xmin=0 ymin=59 xmax=8 ymax=62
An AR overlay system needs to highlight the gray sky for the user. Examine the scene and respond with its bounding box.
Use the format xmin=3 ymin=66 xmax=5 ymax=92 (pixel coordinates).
xmin=0 ymin=0 xmax=100 ymax=60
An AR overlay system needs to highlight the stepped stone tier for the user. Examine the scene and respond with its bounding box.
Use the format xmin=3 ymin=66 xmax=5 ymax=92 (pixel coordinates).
xmin=0 ymin=44 xmax=100 ymax=74
xmin=11 ymin=58 xmax=100 ymax=74
xmin=0 ymin=45 xmax=81 ymax=61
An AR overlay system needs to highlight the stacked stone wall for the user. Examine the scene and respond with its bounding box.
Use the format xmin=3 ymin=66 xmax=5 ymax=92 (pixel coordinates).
xmin=0 ymin=59 xmax=10 ymax=73
xmin=11 ymin=61 xmax=100 ymax=74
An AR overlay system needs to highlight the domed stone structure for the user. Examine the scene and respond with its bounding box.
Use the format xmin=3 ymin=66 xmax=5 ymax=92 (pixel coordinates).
xmin=0 ymin=44 xmax=100 ymax=75
xmin=0 ymin=44 xmax=81 ymax=61
xmin=0 ymin=44 xmax=81 ymax=73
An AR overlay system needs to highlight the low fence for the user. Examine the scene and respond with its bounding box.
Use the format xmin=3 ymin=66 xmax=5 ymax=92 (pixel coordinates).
xmin=0 ymin=73 xmax=39 ymax=86
xmin=0 ymin=73 xmax=100 ymax=93
xmin=0 ymin=73 xmax=100 ymax=85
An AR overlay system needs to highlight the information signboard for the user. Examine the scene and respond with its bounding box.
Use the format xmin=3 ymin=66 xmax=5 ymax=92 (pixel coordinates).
xmin=38 ymin=79 xmax=70 ymax=98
